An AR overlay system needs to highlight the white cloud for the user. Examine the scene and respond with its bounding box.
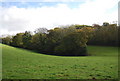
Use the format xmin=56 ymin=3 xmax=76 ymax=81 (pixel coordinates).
xmin=42 ymin=0 xmax=82 ymax=2
xmin=0 ymin=0 xmax=86 ymax=2
xmin=0 ymin=0 xmax=118 ymax=36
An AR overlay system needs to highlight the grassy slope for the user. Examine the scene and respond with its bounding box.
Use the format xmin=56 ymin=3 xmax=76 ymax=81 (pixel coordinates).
xmin=2 ymin=44 xmax=118 ymax=79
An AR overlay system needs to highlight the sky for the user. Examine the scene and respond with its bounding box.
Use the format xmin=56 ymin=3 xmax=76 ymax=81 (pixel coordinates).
xmin=0 ymin=0 xmax=119 ymax=36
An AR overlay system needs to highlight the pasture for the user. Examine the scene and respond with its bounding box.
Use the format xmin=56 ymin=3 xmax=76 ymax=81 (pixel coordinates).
xmin=2 ymin=44 xmax=118 ymax=79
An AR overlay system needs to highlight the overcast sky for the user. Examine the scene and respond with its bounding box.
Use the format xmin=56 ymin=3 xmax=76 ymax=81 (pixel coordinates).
xmin=0 ymin=0 xmax=118 ymax=36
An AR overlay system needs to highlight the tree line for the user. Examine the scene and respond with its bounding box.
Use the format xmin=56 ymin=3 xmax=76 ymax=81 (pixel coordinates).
xmin=1 ymin=23 xmax=119 ymax=56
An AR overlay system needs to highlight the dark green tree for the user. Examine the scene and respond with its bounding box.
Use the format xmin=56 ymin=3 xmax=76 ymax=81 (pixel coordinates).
xmin=31 ymin=33 xmax=47 ymax=53
xmin=1 ymin=36 xmax=12 ymax=45
xmin=55 ymin=29 xmax=88 ymax=56
xmin=11 ymin=33 xmax=24 ymax=47
xmin=22 ymin=31 xmax=32 ymax=49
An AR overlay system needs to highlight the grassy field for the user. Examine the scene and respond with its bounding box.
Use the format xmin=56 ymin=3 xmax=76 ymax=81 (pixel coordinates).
xmin=1 ymin=44 xmax=118 ymax=79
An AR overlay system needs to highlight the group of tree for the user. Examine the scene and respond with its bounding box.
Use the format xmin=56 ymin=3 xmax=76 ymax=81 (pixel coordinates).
xmin=1 ymin=23 xmax=119 ymax=56
xmin=88 ymin=23 xmax=119 ymax=46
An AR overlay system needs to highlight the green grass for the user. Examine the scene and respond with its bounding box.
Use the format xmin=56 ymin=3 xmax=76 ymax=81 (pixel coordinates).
xmin=1 ymin=44 xmax=118 ymax=79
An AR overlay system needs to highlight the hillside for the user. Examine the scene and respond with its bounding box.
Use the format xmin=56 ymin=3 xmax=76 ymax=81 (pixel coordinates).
xmin=2 ymin=44 xmax=118 ymax=79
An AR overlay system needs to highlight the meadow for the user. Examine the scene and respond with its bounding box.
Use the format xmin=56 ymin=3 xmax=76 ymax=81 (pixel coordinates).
xmin=1 ymin=44 xmax=118 ymax=79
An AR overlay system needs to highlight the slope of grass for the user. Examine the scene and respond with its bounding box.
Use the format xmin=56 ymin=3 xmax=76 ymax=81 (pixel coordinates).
xmin=87 ymin=45 xmax=118 ymax=56
xmin=2 ymin=44 xmax=118 ymax=79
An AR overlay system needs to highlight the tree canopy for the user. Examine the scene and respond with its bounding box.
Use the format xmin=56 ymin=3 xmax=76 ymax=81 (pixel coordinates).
xmin=1 ymin=23 xmax=119 ymax=56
